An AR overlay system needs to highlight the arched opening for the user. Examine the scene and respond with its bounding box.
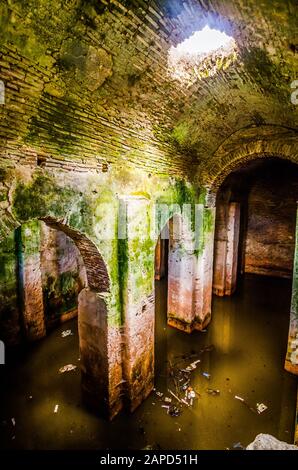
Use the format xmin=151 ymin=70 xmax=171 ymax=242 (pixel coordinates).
xmin=0 ymin=216 xmax=112 ymax=448
xmin=213 ymin=157 xmax=298 ymax=295
xmin=0 ymin=219 xmax=88 ymax=345
xmin=209 ymin=156 xmax=298 ymax=443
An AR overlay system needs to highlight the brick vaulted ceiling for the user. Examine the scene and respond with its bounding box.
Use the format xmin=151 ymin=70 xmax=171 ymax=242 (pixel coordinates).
xmin=0 ymin=0 xmax=297 ymax=178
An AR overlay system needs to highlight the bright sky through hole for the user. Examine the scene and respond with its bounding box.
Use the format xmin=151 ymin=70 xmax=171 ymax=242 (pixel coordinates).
xmin=171 ymin=25 xmax=234 ymax=56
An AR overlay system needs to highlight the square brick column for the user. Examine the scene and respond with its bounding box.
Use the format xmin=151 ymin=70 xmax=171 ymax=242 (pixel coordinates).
xmin=193 ymin=205 xmax=216 ymax=330
xmin=78 ymin=287 xmax=123 ymax=419
xmin=167 ymin=213 xmax=196 ymax=332
xmin=213 ymin=202 xmax=240 ymax=296
xmin=16 ymin=221 xmax=46 ymax=341
xmin=119 ymin=196 xmax=155 ymax=412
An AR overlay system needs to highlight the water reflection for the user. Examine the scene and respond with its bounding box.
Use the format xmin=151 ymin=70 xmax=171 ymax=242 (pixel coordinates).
xmin=0 ymin=275 xmax=297 ymax=449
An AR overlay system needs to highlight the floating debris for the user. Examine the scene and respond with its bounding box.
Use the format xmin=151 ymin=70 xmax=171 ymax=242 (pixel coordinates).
xmin=189 ymin=359 xmax=201 ymax=369
xmin=59 ymin=364 xmax=77 ymax=374
xmin=256 ymin=403 xmax=268 ymax=414
xmin=164 ymin=397 xmax=172 ymax=404
xmin=206 ymin=388 xmax=220 ymax=396
xmin=185 ymin=387 xmax=196 ymax=406
xmin=202 ymin=372 xmax=211 ymax=379
xmin=180 ymin=368 xmax=192 ymax=374
xmin=169 ymin=406 xmax=181 ymax=417
xmin=163 ymin=348 xmax=215 ymax=415
xmin=54 ymin=404 xmax=59 ymax=413
xmin=232 ymin=442 xmax=245 ymax=450
xmin=181 ymin=398 xmax=190 ymax=407
xmin=168 ymin=389 xmax=182 ymax=404
xmin=234 ymin=395 xmax=257 ymax=413
xmin=161 ymin=405 xmax=170 ymax=413
xmin=155 ymin=390 xmax=163 ymax=398
xmin=61 ymin=329 xmax=73 ymax=338
xmin=234 ymin=395 xmax=244 ymax=402
xmin=181 ymin=381 xmax=190 ymax=391
xmin=11 ymin=418 xmax=15 ymax=427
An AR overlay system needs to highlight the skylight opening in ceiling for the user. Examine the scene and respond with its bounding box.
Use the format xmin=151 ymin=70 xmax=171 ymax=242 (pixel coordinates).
xmin=168 ymin=25 xmax=237 ymax=83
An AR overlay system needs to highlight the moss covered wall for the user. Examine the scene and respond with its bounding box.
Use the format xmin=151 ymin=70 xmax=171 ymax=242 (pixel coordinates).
xmin=1 ymin=0 xmax=297 ymax=182
xmin=0 ymin=164 xmax=204 ymax=336
xmin=0 ymin=232 xmax=20 ymax=345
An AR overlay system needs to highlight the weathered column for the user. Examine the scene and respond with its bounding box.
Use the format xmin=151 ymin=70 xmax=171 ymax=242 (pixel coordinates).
xmin=16 ymin=221 xmax=46 ymax=341
xmin=0 ymin=232 xmax=21 ymax=345
xmin=78 ymin=288 xmax=123 ymax=420
xmin=155 ymin=237 xmax=167 ymax=280
xmin=285 ymin=205 xmax=298 ymax=375
xmin=166 ymin=205 xmax=216 ymax=333
xmin=167 ymin=215 xmax=196 ymax=332
xmin=193 ymin=205 xmax=216 ymax=330
xmin=213 ymin=202 xmax=240 ymax=296
xmin=120 ymin=196 xmax=155 ymax=412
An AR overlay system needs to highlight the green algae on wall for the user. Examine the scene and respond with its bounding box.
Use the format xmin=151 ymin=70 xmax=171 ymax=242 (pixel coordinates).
xmin=117 ymin=237 xmax=128 ymax=321
xmin=43 ymin=271 xmax=80 ymax=320
xmin=127 ymin=200 xmax=155 ymax=306
xmin=156 ymin=178 xmax=198 ymax=233
xmin=2 ymin=165 xmax=215 ymax=331
xmin=0 ymin=232 xmax=21 ymax=344
xmin=12 ymin=174 xmax=76 ymax=222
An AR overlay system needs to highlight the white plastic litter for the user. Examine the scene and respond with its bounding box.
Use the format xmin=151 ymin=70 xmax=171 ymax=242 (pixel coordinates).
xmin=190 ymin=359 xmax=201 ymax=369
xmin=256 ymin=403 xmax=268 ymax=414
xmin=59 ymin=364 xmax=77 ymax=374
xmin=164 ymin=397 xmax=172 ymax=404
xmin=54 ymin=404 xmax=59 ymax=413
xmin=235 ymin=395 xmax=244 ymax=402
xmin=61 ymin=330 xmax=73 ymax=338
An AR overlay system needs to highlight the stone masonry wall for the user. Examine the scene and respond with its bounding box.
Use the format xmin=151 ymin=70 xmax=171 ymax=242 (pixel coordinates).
xmin=0 ymin=231 xmax=21 ymax=345
xmin=245 ymin=165 xmax=298 ymax=278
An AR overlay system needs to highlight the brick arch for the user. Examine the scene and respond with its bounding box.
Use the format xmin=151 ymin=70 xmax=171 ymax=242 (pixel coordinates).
xmin=202 ymin=137 xmax=298 ymax=377
xmin=0 ymin=214 xmax=110 ymax=293
xmin=196 ymin=125 xmax=298 ymax=205
xmin=0 ymin=210 xmax=116 ymax=417
xmin=41 ymin=217 xmax=109 ymax=293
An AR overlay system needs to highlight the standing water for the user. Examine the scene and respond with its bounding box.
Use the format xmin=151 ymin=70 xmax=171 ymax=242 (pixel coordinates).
xmin=0 ymin=275 xmax=297 ymax=449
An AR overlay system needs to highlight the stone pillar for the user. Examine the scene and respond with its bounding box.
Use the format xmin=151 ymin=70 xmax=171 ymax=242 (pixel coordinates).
xmin=285 ymin=205 xmax=298 ymax=375
xmin=120 ymin=197 xmax=155 ymax=412
xmin=78 ymin=287 xmax=123 ymax=420
xmin=0 ymin=232 xmax=22 ymax=345
xmin=213 ymin=202 xmax=240 ymax=296
xmin=155 ymin=237 xmax=166 ymax=280
xmin=193 ymin=205 xmax=216 ymax=330
xmin=166 ymin=206 xmax=216 ymax=333
xmin=167 ymin=215 xmax=196 ymax=332
xmin=16 ymin=221 xmax=46 ymax=341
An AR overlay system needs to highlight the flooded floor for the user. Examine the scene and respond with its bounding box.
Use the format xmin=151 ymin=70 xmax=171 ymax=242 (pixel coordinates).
xmin=0 ymin=274 xmax=297 ymax=450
